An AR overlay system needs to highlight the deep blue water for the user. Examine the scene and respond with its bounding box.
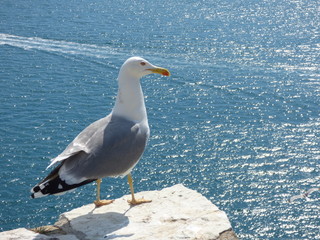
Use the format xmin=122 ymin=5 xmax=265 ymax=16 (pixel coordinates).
xmin=1 ymin=0 xmax=319 ymax=239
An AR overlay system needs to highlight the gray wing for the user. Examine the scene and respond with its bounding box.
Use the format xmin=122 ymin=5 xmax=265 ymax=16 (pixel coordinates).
xmin=57 ymin=114 xmax=149 ymax=185
xmin=306 ymin=188 xmax=320 ymax=196
xmin=289 ymin=194 xmax=305 ymax=203
xmin=47 ymin=115 xmax=111 ymax=169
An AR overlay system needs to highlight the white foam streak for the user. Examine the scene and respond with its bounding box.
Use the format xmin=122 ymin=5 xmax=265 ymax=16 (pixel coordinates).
xmin=0 ymin=33 xmax=119 ymax=59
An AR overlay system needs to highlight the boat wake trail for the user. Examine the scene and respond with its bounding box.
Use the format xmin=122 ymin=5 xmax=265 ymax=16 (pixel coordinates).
xmin=0 ymin=33 xmax=121 ymax=59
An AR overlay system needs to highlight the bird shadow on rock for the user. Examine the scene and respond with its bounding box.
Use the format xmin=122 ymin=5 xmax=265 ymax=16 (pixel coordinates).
xmin=58 ymin=210 xmax=132 ymax=240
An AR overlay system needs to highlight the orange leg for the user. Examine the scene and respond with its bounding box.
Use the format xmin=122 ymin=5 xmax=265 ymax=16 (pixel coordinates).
xmin=93 ymin=179 xmax=114 ymax=207
xmin=127 ymin=173 xmax=151 ymax=205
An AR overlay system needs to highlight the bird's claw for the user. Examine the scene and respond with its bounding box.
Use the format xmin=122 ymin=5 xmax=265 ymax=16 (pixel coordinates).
xmin=127 ymin=198 xmax=152 ymax=205
xmin=94 ymin=199 xmax=114 ymax=207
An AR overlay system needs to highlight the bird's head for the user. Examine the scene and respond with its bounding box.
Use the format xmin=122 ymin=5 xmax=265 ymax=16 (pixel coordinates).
xmin=120 ymin=57 xmax=170 ymax=79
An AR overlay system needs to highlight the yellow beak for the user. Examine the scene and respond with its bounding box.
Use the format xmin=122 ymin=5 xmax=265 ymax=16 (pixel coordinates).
xmin=148 ymin=67 xmax=171 ymax=77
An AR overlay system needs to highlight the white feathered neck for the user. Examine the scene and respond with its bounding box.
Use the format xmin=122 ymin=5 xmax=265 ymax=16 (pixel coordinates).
xmin=112 ymin=67 xmax=147 ymax=123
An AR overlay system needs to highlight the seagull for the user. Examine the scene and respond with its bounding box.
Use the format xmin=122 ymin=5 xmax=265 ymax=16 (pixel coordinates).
xmin=31 ymin=57 xmax=170 ymax=207
xmin=289 ymin=187 xmax=320 ymax=203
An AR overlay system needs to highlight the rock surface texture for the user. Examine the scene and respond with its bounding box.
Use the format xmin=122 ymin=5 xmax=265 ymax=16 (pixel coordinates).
xmin=0 ymin=184 xmax=238 ymax=240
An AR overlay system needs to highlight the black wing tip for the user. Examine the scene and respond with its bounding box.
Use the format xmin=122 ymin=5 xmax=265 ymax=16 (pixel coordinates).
xmin=30 ymin=178 xmax=96 ymax=199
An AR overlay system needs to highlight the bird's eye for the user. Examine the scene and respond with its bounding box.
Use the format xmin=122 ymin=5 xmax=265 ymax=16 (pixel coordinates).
xmin=140 ymin=62 xmax=146 ymax=66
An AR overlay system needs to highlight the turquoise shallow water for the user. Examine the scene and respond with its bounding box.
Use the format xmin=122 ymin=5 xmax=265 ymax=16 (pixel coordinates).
xmin=1 ymin=0 xmax=319 ymax=239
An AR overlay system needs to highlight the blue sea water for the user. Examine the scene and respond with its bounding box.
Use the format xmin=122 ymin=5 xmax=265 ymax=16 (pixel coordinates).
xmin=0 ymin=0 xmax=319 ymax=239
